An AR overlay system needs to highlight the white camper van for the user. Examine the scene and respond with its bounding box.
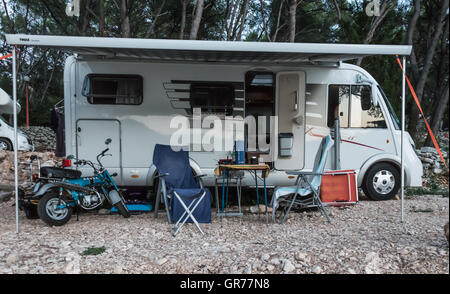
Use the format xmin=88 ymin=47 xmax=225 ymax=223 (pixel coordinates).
xmin=0 ymin=88 xmax=34 ymax=151
xmin=5 ymin=35 xmax=423 ymax=201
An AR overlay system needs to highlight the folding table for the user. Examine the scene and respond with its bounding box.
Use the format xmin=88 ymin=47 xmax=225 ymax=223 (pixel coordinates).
xmin=217 ymin=164 xmax=271 ymax=223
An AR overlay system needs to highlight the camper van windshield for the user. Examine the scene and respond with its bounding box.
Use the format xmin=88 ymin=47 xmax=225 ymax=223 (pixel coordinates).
xmin=378 ymin=86 xmax=400 ymax=130
xmin=0 ymin=116 xmax=11 ymax=127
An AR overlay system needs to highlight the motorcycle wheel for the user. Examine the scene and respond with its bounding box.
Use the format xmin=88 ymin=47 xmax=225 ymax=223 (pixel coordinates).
xmin=113 ymin=192 xmax=130 ymax=218
xmin=37 ymin=190 xmax=73 ymax=226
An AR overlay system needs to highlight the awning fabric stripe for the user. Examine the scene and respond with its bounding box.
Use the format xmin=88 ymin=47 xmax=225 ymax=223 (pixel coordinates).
xmin=5 ymin=34 xmax=412 ymax=64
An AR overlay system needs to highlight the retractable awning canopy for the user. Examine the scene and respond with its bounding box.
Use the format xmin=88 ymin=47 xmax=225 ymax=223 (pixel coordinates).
xmin=5 ymin=34 xmax=411 ymax=65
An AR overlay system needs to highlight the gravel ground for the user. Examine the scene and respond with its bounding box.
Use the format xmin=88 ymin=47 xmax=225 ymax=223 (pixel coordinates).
xmin=0 ymin=194 xmax=448 ymax=274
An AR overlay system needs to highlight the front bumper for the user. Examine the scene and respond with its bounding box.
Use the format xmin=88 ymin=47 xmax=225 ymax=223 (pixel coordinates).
xmin=18 ymin=138 xmax=34 ymax=151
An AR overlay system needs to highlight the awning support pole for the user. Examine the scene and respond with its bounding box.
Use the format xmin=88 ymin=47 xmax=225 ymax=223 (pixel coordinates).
xmin=401 ymin=56 xmax=406 ymax=222
xmin=13 ymin=47 xmax=19 ymax=234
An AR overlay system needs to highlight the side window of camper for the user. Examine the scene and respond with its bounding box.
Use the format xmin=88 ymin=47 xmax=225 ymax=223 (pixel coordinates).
xmin=327 ymin=85 xmax=350 ymax=128
xmin=350 ymin=85 xmax=386 ymax=128
xmin=82 ymin=74 xmax=143 ymax=105
xmin=190 ymin=83 xmax=235 ymax=115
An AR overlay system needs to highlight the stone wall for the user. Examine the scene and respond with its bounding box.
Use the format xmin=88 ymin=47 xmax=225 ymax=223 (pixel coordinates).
xmin=0 ymin=150 xmax=58 ymax=191
xmin=21 ymin=126 xmax=56 ymax=152
xmin=415 ymin=131 xmax=448 ymax=187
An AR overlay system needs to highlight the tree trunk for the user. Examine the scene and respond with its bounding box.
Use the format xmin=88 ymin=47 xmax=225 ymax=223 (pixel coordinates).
xmin=423 ymin=85 xmax=449 ymax=147
xmin=2 ymin=0 xmax=15 ymax=33
xmin=408 ymin=0 xmax=449 ymax=138
xmin=99 ymin=0 xmax=105 ymax=36
xmin=179 ymin=0 xmax=188 ymax=39
xmin=189 ymin=0 xmax=205 ymax=40
xmin=145 ymin=0 xmax=167 ymax=38
xmin=423 ymin=17 xmax=449 ymax=147
xmin=236 ymin=0 xmax=249 ymax=41
xmin=405 ymin=0 xmax=421 ymax=82
xmin=272 ymin=0 xmax=285 ymax=42
xmin=41 ymin=57 xmax=57 ymax=103
xmin=226 ymin=0 xmax=239 ymax=40
xmin=332 ymin=0 xmax=341 ymax=20
xmin=356 ymin=1 xmax=395 ymax=66
xmin=120 ymin=0 xmax=131 ymax=38
xmin=79 ymin=0 xmax=92 ymax=36
xmin=259 ymin=0 xmax=271 ymax=41
xmin=288 ymin=0 xmax=297 ymax=42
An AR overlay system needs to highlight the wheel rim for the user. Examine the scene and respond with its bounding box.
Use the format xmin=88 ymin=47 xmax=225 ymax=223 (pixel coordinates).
xmin=45 ymin=198 xmax=69 ymax=220
xmin=0 ymin=141 xmax=8 ymax=150
xmin=372 ymin=170 xmax=395 ymax=195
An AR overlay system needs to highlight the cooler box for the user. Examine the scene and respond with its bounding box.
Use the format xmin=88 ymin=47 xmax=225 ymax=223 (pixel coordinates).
xmin=320 ymin=170 xmax=358 ymax=206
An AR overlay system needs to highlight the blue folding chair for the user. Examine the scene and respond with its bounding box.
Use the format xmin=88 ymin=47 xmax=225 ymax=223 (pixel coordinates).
xmin=271 ymin=135 xmax=334 ymax=224
xmin=152 ymin=144 xmax=212 ymax=236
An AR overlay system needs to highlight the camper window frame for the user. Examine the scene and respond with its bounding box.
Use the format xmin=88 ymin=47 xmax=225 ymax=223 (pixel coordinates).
xmin=189 ymin=82 xmax=236 ymax=115
xmin=82 ymin=74 xmax=144 ymax=105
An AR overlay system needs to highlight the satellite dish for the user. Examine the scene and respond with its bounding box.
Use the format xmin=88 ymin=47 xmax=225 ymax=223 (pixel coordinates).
xmin=0 ymin=88 xmax=21 ymax=114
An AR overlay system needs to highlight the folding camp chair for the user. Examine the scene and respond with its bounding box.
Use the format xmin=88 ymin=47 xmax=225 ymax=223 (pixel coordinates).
xmin=152 ymin=144 xmax=212 ymax=236
xmin=271 ymin=135 xmax=334 ymax=224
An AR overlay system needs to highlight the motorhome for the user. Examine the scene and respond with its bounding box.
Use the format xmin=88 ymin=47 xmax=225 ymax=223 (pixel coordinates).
xmin=0 ymin=88 xmax=34 ymax=151
xmin=5 ymin=35 xmax=423 ymax=201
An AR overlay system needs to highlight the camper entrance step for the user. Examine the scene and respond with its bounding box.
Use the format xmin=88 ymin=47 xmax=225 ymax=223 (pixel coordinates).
xmin=110 ymin=203 xmax=153 ymax=214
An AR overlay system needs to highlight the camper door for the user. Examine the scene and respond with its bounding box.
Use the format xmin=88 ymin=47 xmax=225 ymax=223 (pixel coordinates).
xmin=274 ymin=71 xmax=306 ymax=170
xmin=76 ymin=119 xmax=121 ymax=178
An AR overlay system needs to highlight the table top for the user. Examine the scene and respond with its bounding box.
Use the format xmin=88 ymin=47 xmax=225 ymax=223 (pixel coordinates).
xmin=219 ymin=164 xmax=271 ymax=171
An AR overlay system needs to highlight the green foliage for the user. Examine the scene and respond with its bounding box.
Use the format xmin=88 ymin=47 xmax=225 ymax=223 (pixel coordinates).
xmin=80 ymin=246 xmax=106 ymax=256
xmin=410 ymin=207 xmax=434 ymax=213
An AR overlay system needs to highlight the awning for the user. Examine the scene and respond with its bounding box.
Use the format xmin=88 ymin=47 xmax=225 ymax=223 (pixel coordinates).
xmin=5 ymin=34 xmax=412 ymax=65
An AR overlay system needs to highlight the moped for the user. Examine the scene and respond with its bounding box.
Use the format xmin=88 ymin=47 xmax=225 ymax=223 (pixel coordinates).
xmin=18 ymin=154 xmax=42 ymax=219
xmin=34 ymin=138 xmax=130 ymax=226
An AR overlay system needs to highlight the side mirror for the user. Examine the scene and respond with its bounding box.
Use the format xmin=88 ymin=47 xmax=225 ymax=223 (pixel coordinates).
xmin=105 ymin=138 xmax=112 ymax=145
xmin=361 ymin=87 xmax=372 ymax=111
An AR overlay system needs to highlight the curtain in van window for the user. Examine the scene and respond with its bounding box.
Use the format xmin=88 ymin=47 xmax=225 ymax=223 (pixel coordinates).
xmin=116 ymin=79 xmax=140 ymax=104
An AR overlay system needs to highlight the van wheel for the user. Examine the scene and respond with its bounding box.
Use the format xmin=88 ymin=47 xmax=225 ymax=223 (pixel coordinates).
xmin=0 ymin=138 xmax=12 ymax=151
xmin=362 ymin=163 xmax=400 ymax=201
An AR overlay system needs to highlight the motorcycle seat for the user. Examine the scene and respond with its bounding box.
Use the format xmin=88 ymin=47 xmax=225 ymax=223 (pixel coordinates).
xmin=40 ymin=167 xmax=82 ymax=179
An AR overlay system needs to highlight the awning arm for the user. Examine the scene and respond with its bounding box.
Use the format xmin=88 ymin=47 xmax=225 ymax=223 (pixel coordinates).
xmin=12 ymin=47 xmax=19 ymax=233
xmin=401 ymin=56 xmax=406 ymax=223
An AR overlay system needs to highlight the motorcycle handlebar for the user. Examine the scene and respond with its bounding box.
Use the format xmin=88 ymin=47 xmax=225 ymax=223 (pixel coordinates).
xmin=97 ymin=148 xmax=111 ymax=167
xmin=73 ymin=148 xmax=110 ymax=170
xmin=101 ymin=148 xmax=110 ymax=156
